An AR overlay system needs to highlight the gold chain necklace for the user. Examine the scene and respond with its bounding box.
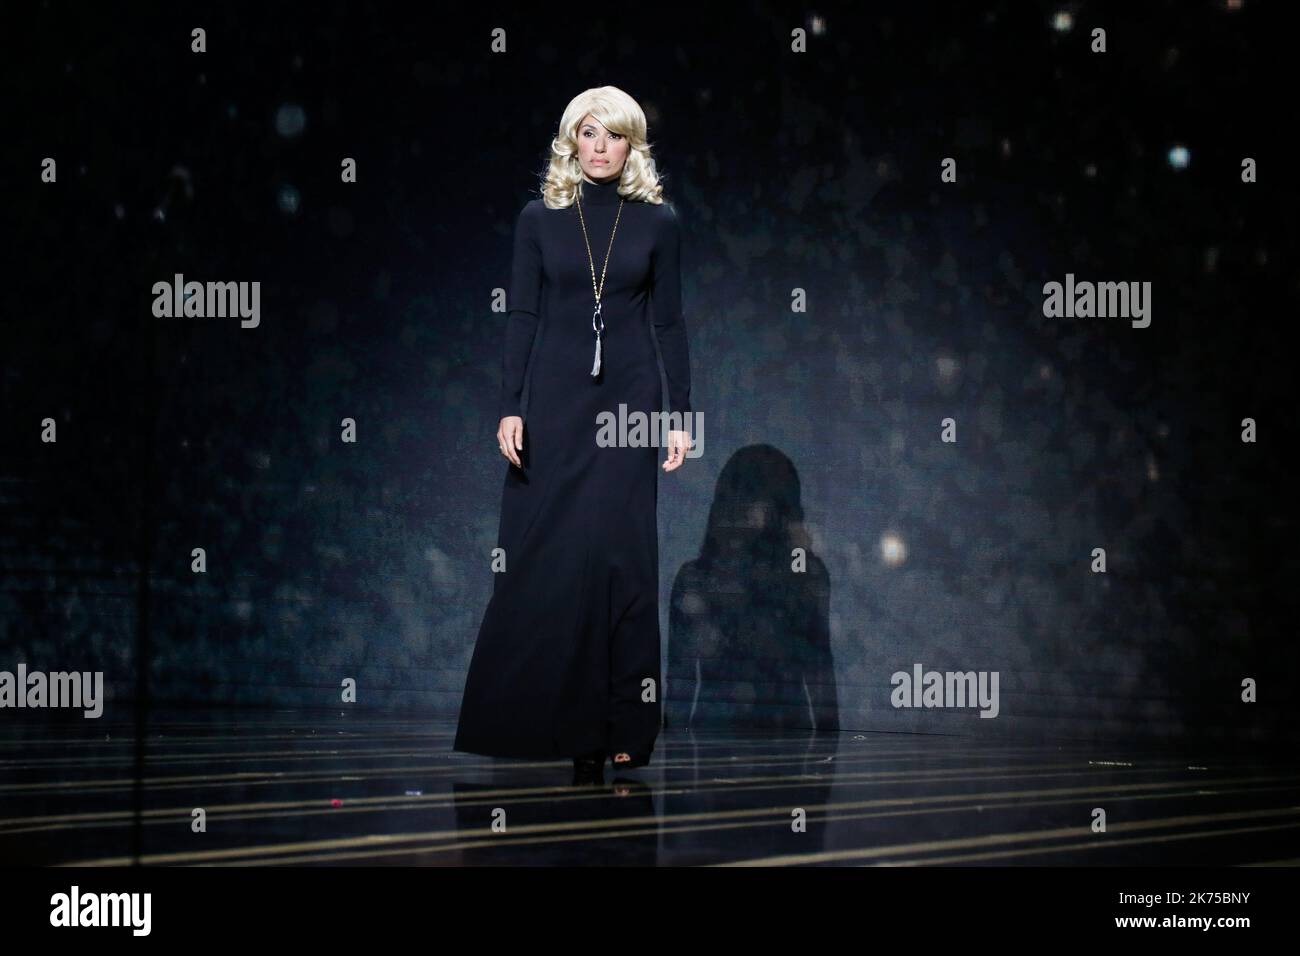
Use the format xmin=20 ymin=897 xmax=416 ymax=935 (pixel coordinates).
xmin=576 ymin=188 xmax=625 ymax=377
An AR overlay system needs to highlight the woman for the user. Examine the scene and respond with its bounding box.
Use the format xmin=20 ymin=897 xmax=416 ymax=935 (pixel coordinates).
xmin=453 ymin=86 xmax=693 ymax=779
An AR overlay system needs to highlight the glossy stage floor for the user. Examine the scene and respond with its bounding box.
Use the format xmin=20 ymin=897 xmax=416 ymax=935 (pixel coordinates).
xmin=3 ymin=710 xmax=1298 ymax=866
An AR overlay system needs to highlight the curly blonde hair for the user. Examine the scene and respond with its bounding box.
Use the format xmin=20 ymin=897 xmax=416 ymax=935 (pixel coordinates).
xmin=539 ymin=86 xmax=666 ymax=208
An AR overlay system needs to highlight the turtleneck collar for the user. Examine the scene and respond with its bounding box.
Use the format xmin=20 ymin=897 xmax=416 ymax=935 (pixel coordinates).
xmin=578 ymin=173 xmax=625 ymax=206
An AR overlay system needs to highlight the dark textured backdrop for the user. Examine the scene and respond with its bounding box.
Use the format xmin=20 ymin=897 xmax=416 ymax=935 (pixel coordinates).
xmin=4 ymin=0 xmax=1298 ymax=747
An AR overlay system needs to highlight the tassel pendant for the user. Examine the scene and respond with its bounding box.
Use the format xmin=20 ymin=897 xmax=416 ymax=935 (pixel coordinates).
xmin=590 ymin=302 xmax=605 ymax=377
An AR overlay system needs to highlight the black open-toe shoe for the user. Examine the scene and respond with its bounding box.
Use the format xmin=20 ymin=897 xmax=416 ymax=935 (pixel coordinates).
xmin=572 ymin=749 xmax=607 ymax=782
xmin=609 ymin=748 xmax=652 ymax=771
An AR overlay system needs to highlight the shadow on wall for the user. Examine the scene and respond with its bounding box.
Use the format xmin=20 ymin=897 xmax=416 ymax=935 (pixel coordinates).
xmin=665 ymin=444 xmax=839 ymax=731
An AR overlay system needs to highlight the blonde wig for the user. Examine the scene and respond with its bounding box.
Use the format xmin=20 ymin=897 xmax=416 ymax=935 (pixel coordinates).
xmin=539 ymin=86 xmax=666 ymax=208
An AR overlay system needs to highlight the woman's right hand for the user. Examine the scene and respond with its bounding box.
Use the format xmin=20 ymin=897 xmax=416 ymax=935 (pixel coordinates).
xmin=498 ymin=415 xmax=524 ymax=467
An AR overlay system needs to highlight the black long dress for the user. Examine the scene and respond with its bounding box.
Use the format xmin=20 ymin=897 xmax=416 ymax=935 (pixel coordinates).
xmin=453 ymin=174 xmax=692 ymax=759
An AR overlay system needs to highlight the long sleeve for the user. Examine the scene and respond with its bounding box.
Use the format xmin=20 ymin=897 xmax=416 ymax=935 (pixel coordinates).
xmin=650 ymin=205 xmax=692 ymax=418
xmin=499 ymin=203 xmax=543 ymax=421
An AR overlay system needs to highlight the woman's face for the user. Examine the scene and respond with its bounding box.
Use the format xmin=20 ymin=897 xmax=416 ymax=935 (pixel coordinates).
xmin=577 ymin=113 xmax=630 ymax=183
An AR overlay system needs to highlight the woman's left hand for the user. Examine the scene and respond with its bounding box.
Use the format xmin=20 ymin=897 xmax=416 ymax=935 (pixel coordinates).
xmin=663 ymin=429 xmax=690 ymax=472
